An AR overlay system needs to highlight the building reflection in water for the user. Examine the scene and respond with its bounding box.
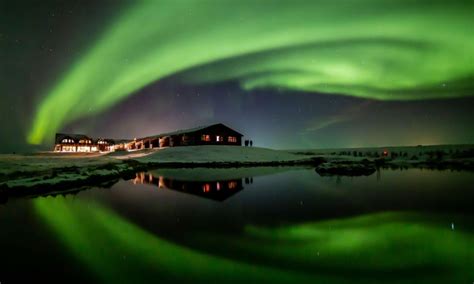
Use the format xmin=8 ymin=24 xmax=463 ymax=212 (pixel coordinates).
xmin=132 ymin=172 xmax=245 ymax=201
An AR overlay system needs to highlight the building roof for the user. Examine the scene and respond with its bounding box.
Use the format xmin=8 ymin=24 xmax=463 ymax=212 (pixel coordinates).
xmin=55 ymin=133 xmax=93 ymax=144
xmin=96 ymin=138 xmax=134 ymax=144
xmin=55 ymin=133 xmax=132 ymax=145
xmin=111 ymin=139 xmax=134 ymax=144
xmin=141 ymin=123 xmax=243 ymax=140
xmin=54 ymin=123 xmax=243 ymax=144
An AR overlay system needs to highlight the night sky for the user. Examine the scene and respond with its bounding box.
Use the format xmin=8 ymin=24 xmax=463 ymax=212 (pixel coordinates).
xmin=1 ymin=0 xmax=474 ymax=153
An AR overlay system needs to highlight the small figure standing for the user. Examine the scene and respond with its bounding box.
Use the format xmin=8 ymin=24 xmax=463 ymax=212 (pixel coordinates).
xmin=250 ymin=140 xmax=253 ymax=147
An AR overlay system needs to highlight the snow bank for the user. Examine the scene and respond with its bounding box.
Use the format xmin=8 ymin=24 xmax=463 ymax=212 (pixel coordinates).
xmin=0 ymin=154 xmax=133 ymax=195
xmin=0 ymin=154 xmax=120 ymax=176
xmin=133 ymin=146 xmax=306 ymax=163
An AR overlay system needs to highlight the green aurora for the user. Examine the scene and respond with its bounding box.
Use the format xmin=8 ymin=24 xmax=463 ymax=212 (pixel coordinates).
xmin=34 ymin=196 xmax=474 ymax=283
xmin=28 ymin=0 xmax=474 ymax=144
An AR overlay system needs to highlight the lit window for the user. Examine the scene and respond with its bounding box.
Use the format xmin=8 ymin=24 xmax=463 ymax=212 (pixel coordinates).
xmin=201 ymin=135 xmax=211 ymax=142
xmin=202 ymin=184 xmax=211 ymax=193
xmin=62 ymin=138 xmax=75 ymax=144
xmin=216 ymin=135 xmax=222 ymax=142
xmin=62 ymin=146 xmax=76 ymax=152
xmin=228 ymin=181 xmax=237 ymax=189
xmin=228 ymin=136 xmax=237 ymax=143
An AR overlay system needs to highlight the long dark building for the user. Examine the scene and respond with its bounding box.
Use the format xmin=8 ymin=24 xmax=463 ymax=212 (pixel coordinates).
xmin=54 ymin=123 xmax=243 ymax=152
xmin=135 ymin=123 xmax=243 ymax=149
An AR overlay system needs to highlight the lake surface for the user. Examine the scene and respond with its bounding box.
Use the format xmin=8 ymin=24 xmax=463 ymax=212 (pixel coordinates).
xmin=1 ymin=167 xmax=473 ymax=283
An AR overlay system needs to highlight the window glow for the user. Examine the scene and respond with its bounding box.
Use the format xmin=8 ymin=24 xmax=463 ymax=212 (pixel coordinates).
xmin=202 ymin=184 xmax=211 ymax=193
xmin=61 ymin=146 xmax=76 ymax=152
xmin=228 ymin=181 xmax=237 ymax=190
xmin=77 ymin=146 xmax=91 ymax=152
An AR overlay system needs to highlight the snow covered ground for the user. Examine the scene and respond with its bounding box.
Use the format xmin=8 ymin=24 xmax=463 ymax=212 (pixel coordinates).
xmin=290 ymin=144 xmax=474 ymax=168
xmin=132 ymin=146 xmax=306 ymax=163
xmin=0 ymin=153 xmax=118 ymax=176
xmin=0 ymin=154 xmax=131 ymax=193
xmin=289 ymin=144 xmax=474 ymax=157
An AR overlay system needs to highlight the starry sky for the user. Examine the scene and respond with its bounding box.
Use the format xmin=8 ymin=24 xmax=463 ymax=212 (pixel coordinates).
xmin=1 ymin=0 xmax=474 ymax=153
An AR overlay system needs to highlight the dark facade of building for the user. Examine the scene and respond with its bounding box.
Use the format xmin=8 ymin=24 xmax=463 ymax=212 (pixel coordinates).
xmin=53 ymin=123 xmax=243 ymax=152
xmin=138 ymin=123 xmax=243 ymax=149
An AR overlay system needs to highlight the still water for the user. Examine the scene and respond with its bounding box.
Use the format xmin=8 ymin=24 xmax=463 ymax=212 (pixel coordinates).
xmin=1 ymin=167 xmax=473 ymax=283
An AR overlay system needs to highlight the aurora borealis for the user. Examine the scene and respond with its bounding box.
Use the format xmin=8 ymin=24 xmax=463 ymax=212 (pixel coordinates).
xmin=2 ymin=1 xmax=474 ymax=280
xmin=31 ymin=191 xmax=474 ymax=283
xmin=1 ymin=0 xmax=474 ymax=151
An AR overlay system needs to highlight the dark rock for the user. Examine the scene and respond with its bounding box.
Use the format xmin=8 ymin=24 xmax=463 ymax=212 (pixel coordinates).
xmin=0 ymin=184 xmax=9 ymax=204
xmin=374 ymin=158 xmax=386 ymax=167
xmin=310 ymin=156 xmax=327 ymax=166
